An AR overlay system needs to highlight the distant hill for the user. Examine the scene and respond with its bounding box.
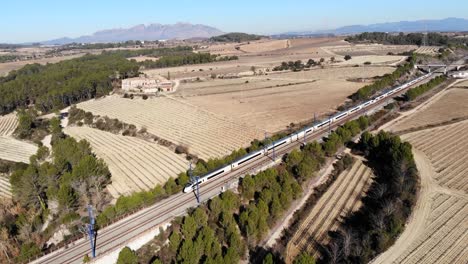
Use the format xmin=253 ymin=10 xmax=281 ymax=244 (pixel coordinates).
xmin=39 ymin=23 xmax=224 ymax=45
xmin=210 ymin=32 xmax=265 ymax=42
xmin=278 ymin=18 xmax=468 ymax=36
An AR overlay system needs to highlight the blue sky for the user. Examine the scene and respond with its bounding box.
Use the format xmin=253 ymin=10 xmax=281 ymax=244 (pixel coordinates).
xmin=2 ymin=0 xmax=467 ymax=43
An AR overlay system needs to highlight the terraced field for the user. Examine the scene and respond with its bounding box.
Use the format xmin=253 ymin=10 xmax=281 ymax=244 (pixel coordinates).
xmin=64 ymin=126 xmax=188 ymax=198
xmin=390 ymin=88 xmax=468 ymax=133
xmin=287 ymin=158 xmax=374 ymax=260
xmin=414 ymin=46 xmax=441 ymax=55
xmin=77 ymin=95 xmax=262 ymax=160
xmin=0 ymin=136 xmax=37 ymax=163
xmin=0 ymin=113 xmax=18 ymax=136
xmin=402 ymin=120 xmax=468 ymax=192
xmin=0 ymin=175 xmax=12 ymax=199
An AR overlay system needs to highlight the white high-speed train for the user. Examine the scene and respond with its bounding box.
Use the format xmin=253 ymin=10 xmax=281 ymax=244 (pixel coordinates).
xmin=183 ymin=73 xmax=433 ymax=193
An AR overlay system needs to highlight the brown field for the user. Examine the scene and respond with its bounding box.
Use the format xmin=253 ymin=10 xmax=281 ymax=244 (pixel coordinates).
xmin=0 ymin=54 xmax=84 ymax=76
xmin=336 ymin=55 xmax=406 ymax=65
xmin=0 ymin=136 xmax=37 ymax=163
xmin=388 ymin=88 xmax=468 ymax=133
xmin=373 ymin=90 xmax=468 ymax=263
xmin=414 ymin=46 xmax=442 ymax=55
xmin=323 ymin=44 xmax=417 ymax=56
xmin=402 ymin=121 xmax=468 ymax=192
xmin=287 ymin=158 xmax=374 ymax=261
xmin=0 ymin=175 xmax=12 ymax=200
xmin=64 ymin=126 xmax=188 ymax=198
xmin=76 ymin=96 xmax=263 ymax=160
xmin=0 ymin=113 xmax=18 ymax=136
xmin=127 ymin=56 xmax=160 ymax=62
xmin=239 ymin=39 xmax=289 ymax=53
xmin=179 ymin=66 xmax=394 ymax=132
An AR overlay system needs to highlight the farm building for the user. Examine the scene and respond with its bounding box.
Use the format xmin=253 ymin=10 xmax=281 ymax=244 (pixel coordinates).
xmin=122 ymin=77 xmax=174 ymax=93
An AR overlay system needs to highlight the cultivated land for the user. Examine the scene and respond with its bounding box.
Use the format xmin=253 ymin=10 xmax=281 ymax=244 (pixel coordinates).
xmin=0 ymin=174 xmax=12 ymax=199
xmin=0 ymin=113 xmax=18 ymax=136
xmin=287 ymin=158 xmax=374 ymax=260
xmin=414 ymin=46 xmax=442 ymax=55
xmin=0 ymin=136 xmax=37 ymax=163
xmin=373 ymin=89 xmax=468 ymax=263
xmin=0 ymin=54 xmax=84 ymax=76
xmin=336 ymin=55 xmax=406 ymax=65
xmin=388 ymin=88 xmax=468 ymax=133
xmin=76 ymin=96 xmax=263 ymax=160
xmin=178 ymin=66 xmax=394 ymax=132
xmin=64 ymin=126 xmax=188 ymax=198
xmin=322 ymin=44 xmax=417 ymax=56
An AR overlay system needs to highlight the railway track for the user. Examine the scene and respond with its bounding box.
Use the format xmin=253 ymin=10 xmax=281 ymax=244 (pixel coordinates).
xmin=32 ymin=73 xmax=435 ymax=264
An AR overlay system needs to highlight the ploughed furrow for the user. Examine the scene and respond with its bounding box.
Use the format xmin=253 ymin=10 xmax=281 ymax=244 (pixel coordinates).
xmin=306 ymin=163 xmax=369 ymax=251
xmin=0 ymin=136 xmax=38 ymax=164
xmin=64 ymin=126 xmax=187 ymax=198
xmin=0 ymin=113 xmax=18 ymax=136
xmin=0 ymin=176 xmax=12 ymax=199
xmin=77 ymin=96 xmax=263 ymax=159
xmin=395 ymin=195 xmax=466 ymax=263
xmin=441 ymin=162 xmax=468 ymax=188
xmin=292 ymin=160 xmax=362 ymax=249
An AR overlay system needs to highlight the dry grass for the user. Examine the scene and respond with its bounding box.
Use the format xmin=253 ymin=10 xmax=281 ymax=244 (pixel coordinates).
xmin=287 ymin=158 xmax=374 ymax=260
xmin=0 ymin=136 xmax=37 ymax=163
xmin=390 ymin=88 xmax=468 ymax=132
xmin=64 ymin=126 xmax=188 ymax=198
xmin=76 ymin=95 xmax=262 ymax=159
xmin=239 ymin=39 xmax=288 ymax=53
xmin=0 ymin=113 xmax=18 ymax=136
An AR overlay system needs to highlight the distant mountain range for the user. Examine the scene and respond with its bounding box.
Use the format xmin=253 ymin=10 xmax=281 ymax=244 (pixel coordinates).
xmin=275 ymin=18 xmax=468 ymax=37
xmin=33 ymin=18 xmax=468 ymax=45
xmin=40 ymin=23 xmax=224 ymax=45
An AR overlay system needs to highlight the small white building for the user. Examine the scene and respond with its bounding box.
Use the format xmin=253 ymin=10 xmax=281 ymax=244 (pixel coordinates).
xmin=122 ymin=77 xmax=174 ymax=93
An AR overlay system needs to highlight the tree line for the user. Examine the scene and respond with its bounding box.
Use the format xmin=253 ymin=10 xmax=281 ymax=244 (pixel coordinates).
xmin=210 ymin=32 xmax=264 ymax=42
xmin=350 ymin=56 xmax=416 ymax=101
xmin=0 ymin=53 xmax=140 ymax=115
xmin=319 ymin=131 xmax=419 ymax=263
xmin=404 ymin=75 xmax=447 ymax=101
xmin=345 ymin=32 xmax=468 ymax=46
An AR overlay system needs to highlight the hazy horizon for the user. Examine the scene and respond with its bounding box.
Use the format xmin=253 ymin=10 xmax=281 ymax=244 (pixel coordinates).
xmin=2 ymin=0 xmax=468 ymax=43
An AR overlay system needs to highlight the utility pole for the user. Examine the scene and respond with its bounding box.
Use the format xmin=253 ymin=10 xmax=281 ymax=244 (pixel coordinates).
xmin=87 ymin=205 xmax=96 ymax=258
xmin=189 ymin=162 xmax=200 ymax=204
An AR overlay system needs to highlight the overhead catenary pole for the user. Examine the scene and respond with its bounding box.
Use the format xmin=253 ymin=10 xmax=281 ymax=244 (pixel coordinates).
xmin=87 ymin=205 xmax=96 ymax=258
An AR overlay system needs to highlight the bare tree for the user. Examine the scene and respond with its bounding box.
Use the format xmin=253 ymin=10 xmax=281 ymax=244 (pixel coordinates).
xmin=382 ymin=199 xmax=397 ymax=217
xmin=324 ymin=240 xmax=343 ymax=264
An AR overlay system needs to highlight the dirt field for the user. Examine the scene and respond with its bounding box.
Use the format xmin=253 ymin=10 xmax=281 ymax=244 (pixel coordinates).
xmin=179 ymin=66 xmax=394 ymax=132
xmin=0 ymin=113 xmax=18 ymax=136
xmin=64 ymin=126 xmax=188 ymax=198
xmin=287 ymin=158 xmax=374 ymax=261
xmin=0 ymin=175 xmax=12 ymax=200
xmin=0 ymin=136 xmax=37 ymax=163
xmin=239 ymin=39 xmax=289 ymax=53
xmin=0 ymin=54 xmax=84 ymax=76
xmin=388 ymin=88 xmax=468 ymax=133
xmin=76 ymin=95 xmax=262 ymax=159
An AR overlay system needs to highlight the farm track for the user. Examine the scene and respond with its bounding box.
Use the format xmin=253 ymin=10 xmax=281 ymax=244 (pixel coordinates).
xmin=64 ymin=126 xmax=187 ymax=198
xmin=287 ymin=158 xmax=374 ymax=259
